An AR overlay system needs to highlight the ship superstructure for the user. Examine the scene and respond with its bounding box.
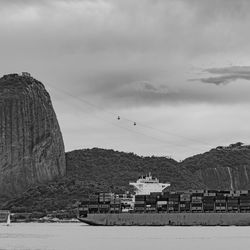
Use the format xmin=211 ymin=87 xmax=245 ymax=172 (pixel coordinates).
xmin=129 ymin=173 xmax=170 ymax=195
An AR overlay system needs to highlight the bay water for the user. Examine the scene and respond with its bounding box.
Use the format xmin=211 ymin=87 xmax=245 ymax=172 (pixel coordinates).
xmin=1 ymin=223 xmax=250 ymax=250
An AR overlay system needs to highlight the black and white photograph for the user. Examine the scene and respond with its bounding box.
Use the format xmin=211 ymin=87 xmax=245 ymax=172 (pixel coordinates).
xmin=1 ymin=0 xmax=250 ymax=249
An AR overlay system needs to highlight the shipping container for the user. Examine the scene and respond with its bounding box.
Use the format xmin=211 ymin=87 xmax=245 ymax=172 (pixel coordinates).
xmin=135 ymin=201 xmax=145 ymax=205
xmin=134 ymin=203 xmax=145 ymax=207
xmin=81 ymin=200 xmax=90 ymax=205
xmin=180 ymin=193 xmax=191 ymax=199
xmin=149 ymin=192 xmax=162 ymax=197
xmin=158 ymin=195 xmax=168 ymax=201
xmin=204 ymin=190 xmax=217 ymax=197
xmin=227 ymin=205 xmax=239 ymax=212
xmin=168 ymin=197 xmax=179 ymax=202
xmin=89 ymin=194 xmax=99 ymax=200
xmin=191 ymin=203 xmax=202 ymax=207
xmin=158 ymin=205 xmax=168 ymax=212
xmin=88 ymin=208 xmax=99 ymax=214
xmin=191 ymin=200 xmax=203 ymax=204
xmin=88 ymin=204 xmax=99 ymax=209
xmin=168 ymin=201 xmax=179 ymax=205
xmin=99 ymin=205 xmax=110 ymax=213
xmin=162 ymin=191 xmax=170 ymax=197
xmin=192 ymin=190 xmax=204 ymax=194
xmin=110 ymin=200 xmax=121 ymax=205
xmin=146 ymin=207 xmax=156 ymax=213
xmin=180 ymin=193 xmax=191 ymax=202
xmin=191 ymin=203 xmax=203 ymax=212
xmin=99 ymin=204 xmax=109 ymax=208
xmin=227 ymin=198 xmax=238 ymax=203
xmin=135 ymin=195 xmax=146 ymax=201
xmin=110 ymin=204 xmax=121 ymax=208
xmin=157 ymin=201 xmax=168 ymax=206
xmin=192 ymin=195 xmax=203 ymax=199
xmin=110 ymin=207 xmax=121 ymax=213
xmin=203 ymin=196 xmax=215 ymax=201
xmin=235 ymin=190 xmax=248 ymax=196
xmin=240 ymin=202 xmax=250 ymax=206
xmin=215 ymin=206 xmax=226 ymax=210
xmin=215 ymin=200 xmax=226 ymax=204
xmin=203 ymin=204 xmax=214 ymax=212
xmin=180 ymin=202 xmax=190 ymax=212
xmin=168 ymin=203 xmax=179 ymax=212
xmin=145 ymin=196 xmax=157 ymax=202
xmin=191 ymin=207 xmax=202 ymax=212
xmin=239 ymin=196 xmax=250 ymax=200
xmin=134 ymin=207 xmax=145 ymax=213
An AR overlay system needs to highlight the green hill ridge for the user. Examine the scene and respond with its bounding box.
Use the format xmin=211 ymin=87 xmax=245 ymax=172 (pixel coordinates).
xmin=2 ymin=143 xmax=250 ymax=212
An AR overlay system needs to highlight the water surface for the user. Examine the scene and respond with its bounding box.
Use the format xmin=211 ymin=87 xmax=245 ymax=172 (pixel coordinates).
xmin=0 ymin=223 xmax=250 ymax=250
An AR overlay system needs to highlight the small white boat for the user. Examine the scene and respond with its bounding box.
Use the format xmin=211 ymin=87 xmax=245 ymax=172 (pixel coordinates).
xmin=0 ymin=210 xmax=10 ymax=225
xmin=6 ymin=213 xmax=11 ymax=226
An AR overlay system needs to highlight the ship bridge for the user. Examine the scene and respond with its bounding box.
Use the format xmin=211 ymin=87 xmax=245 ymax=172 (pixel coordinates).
xmin=129 ymin=173 xmax=170 ymax=195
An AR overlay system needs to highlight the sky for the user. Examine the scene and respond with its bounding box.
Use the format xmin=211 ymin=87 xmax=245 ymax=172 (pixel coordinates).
xmin=1 ymin=0 xmax=250 ymax=160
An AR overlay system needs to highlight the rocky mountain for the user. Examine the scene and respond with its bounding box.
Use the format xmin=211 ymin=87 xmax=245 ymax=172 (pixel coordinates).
xmin=2 ymin=144 xmax=250 ymax=212
xmin=180 ymin=142 xmax=250 ymax=190
xmin=2 ymin=73 xmax=250 ymax=212
xmin=0 ymin=73 xmax=66 ymax=197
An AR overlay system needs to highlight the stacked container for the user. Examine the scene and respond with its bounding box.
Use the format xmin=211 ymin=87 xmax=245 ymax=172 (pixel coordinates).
xmin=88 ymin=194 xmax=99 ymax=213
xmin=99 ymin=204 xmax=110 ymax=213
xmin=88 ymin=204 xmax=99 ymax=213
xmin=80 ymin=195 xmax=89 ymax=213
xmin=203 ymin=191 xmax=216 ymax=212
xmin=227 ymin=196 xmax=239 ymax=212
xmin=215 ymin=194 xmax=226 ymax=212
xmin=180 ymin=193 xmax=191 ymax=212
xmin=78 ymin=189 xmax=250 ymax=215
xmin=156 ymin=200 xmax=168 ymax=212
xmin=168 ymin=193 xmax=180 ymax=212
xmin=145 ymin=195 xmax=157 ymax=212
xmin=134 ymin=195 xmax=145 ymax=213
xmin=239 ymin=193 xmax=250 ymax=212
xmin=191 ymin=192 xmax=203 ymax=212
xmin=99 ymin=193 xmax=113 ymax=204
xmin=157 ymin=194 xmax=168 ymax=212
xmin=89 ymin=194 xmax=99 ymax=204
xmin=110 ymin=197 xmax=121 ymax=213
xmin=80 ymin=194 xmax=89 ymax=213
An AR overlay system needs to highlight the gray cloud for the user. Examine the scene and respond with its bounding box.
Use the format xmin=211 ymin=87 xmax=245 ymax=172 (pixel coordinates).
xmin=141 ymin=82 xmax=169 ymax=94
xmin=194 ymin=66 xmax=250 ymax=85
xmin=1 ymin=0 xmax=250 ymax=107
xmin=1 ymin=0 xmax=250 ymax=158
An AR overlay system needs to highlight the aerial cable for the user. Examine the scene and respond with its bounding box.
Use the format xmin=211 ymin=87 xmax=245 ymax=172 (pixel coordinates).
xmin=47 ymin=83 xmax=210 ymax=149
xmin=47 ymin=85 xmax=195 ymax=150
xmin=73 ymin=95 xmax=210 ymax=146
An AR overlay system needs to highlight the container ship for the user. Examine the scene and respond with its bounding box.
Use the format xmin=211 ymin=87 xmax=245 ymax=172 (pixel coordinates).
xmin=78 ymin=174 xmax=250 ymax=226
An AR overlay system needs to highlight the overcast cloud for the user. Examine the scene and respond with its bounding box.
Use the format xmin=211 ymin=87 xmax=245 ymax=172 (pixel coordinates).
xmin=1 ymin=0 xmax=250 ymax=159
xmin=194 ymin=66 xmax=250 ymax=85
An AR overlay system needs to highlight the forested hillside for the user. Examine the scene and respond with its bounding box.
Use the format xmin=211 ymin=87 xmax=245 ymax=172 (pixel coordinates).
xmin=2 ymin=143 xmax=250 ymax=212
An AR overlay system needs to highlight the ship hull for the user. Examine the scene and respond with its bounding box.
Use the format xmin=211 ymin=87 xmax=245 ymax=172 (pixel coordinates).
xmin=78 ymin=213 xmax=250 ymax=226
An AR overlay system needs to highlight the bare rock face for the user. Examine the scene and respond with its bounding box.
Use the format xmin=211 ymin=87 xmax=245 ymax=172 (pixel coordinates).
xmin=0 ymin=73 xmax=66 ymax=197
xmin=180 ymin=143 xmax=250 ymax=190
